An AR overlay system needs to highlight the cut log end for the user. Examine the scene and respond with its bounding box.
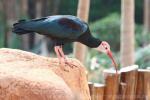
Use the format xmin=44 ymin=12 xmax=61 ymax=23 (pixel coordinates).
xmin=120 ymin=65 xmax=138 ymax=73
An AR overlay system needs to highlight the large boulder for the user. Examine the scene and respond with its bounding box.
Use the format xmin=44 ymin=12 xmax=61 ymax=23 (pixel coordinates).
xmin=0 ymin=48 xmax=90 ymax=100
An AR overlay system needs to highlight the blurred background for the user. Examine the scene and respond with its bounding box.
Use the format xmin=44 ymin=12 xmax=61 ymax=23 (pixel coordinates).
xmin=0 ymin=0 xmax=150 ymax=83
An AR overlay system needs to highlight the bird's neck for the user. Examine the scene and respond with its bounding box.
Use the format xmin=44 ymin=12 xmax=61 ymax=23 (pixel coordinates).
xmin=78 ymin=32 xmax=102 ymax=48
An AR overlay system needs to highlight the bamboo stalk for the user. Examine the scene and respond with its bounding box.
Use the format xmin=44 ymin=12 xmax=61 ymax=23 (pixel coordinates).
xmin=93 ymin=83 xmax=105 ymax=100
xmin=136 ymin=69 xmax=145 ymax=100
xmin=88 ymin=82 xmax=94 ymax=100
xmin=73 ymin=0 xmax=90 ymax=63
xmin=119 ymin=65 xmax=138 ymax=100
xmin=103 ymin=69 xmax=120 ymax=100
xmin=144 ymin=71 xmax=150 ymax=100
xmin=138 ymin=69 xmax=150 ymax=100
xmin=118 ymin=82 xmax=127 ymax=100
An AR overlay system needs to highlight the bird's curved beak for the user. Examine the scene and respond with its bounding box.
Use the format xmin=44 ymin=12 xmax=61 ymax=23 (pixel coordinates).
xmin=106 ymin=50 xmax=118 ymax=74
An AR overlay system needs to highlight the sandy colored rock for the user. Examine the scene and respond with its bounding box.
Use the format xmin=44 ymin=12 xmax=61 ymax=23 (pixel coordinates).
xmin=0 ymin=48 xmax=90 ymax=100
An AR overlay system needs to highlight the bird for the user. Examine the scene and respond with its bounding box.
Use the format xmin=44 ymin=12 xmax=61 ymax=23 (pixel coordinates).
xmin=12 ymin=15 xmax=117 ymax=72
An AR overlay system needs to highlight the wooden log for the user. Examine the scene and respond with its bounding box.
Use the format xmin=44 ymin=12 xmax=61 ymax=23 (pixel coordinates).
xmin=93 ymin=83 xmax=105 ymax=100
xmin=118 ymin=82 xmax=127 ymax=100
xmin=88 ymin=82 xmax=94 ymax=100
xmin=144 ymin=70 xmax=150 ymax=100
xmin=137 ymin=69 xmax=150 ymax=100
xmin=103 ymin=69 xmax=120 ymax=100
xmin=119 ymin=65 xmax=138 ymax=100
xmin=136 ymin=69 xmax=146 ymax=100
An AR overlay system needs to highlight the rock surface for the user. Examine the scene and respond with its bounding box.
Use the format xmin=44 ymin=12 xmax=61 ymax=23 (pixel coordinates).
xmin=0 ymin=48 xmax=90 ymax=100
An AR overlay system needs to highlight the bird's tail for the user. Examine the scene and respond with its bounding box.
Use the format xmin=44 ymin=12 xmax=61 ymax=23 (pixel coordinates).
xmin=12 ymin=20 xmax=32 ymax=35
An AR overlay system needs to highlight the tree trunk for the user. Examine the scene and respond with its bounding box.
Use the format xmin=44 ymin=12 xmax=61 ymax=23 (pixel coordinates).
xmin=120 ymin=65 xmax=138 ymax=100
xmin=0 ymin=1 xmax=3 ymax=46
xmin=2 ymin=0 xmax=17 ymax=47
xmin=35 ymin=0 xmax=49 ymax=56
xmin=28 ymin=0 xmax=36 ymax=49
xmin=143 ymin=0 xmax=150 ymax=46
xmin=103 ymin=70 xmax=119 ymax=100
xmin=41 ymin=0 xmax=50 ymax=16
xmin=73 ymin=0 xmax=90 ymax=63
xmin=35 ymin=0 xmax=43 ymax=45
xmin=93 ymin=83 xmax=105 ymax=100
xmin=120 ymin=0 xmax=135 ymax=67
xmin=47 ymin=0 xmax=61 ymax=51
xmin=20 ymin=0 xmax=30 ymax=50
xmin=136 ymin=69 xmax=146 ymax=100
xmin=51 ymin=0 xmax=61 ymax=15
xmin=88 ymin=82 xmax=94 ymax=100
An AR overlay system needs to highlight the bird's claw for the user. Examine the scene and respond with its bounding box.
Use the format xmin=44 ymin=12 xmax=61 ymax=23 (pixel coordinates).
xmin=62 ymin=68 xmax=69 ymax=72
xmin=59 ymin=60 xmax=69 ymax=72
xmin=64 ymin=57 xmax=78 ymax=68
xmin=59 ymin=62 xmax=69 ymax=72
xmin=58 ymin=58 xmax=78 ymax=72
xmin=65 ymin=61 xmax=78 ymax=68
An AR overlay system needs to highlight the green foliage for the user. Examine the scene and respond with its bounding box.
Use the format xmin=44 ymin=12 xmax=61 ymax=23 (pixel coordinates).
xmin=0 ymin=15 xmax=4 ymax=47
xmin=0 ymin=32 xmax=4 ymax=48
xmin=135 ymin=45 xmax=150 ymax=69
xmin=59 ymin=0 xmax=78 ymax=15
xmin=89 ymin=0 xmax=121 ymax=21
xmin=90 ymin=13 xmax=146 ymax=51
xmin=0 ymin=23 xmax=4 ymax=47
xmin=59 ymin=0 xmax=121 ymax=22
xmin=59 ymin=0 xmax=142 ymax=23
xmin=90 ymin=13 xmax=121 ymax=51
xmin=135 ymin=28 xmax=150 ymax=47
xmin=135 ymin=0 xmax=143 ymax=24
xmin=88 ymin=12 xmax=149 ymax=71
xmin=10 ymin=34 xmax=22 ymax=49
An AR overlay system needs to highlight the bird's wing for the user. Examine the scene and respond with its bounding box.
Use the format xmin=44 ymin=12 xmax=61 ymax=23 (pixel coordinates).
xmin=14 ymin=17 xmax=49 ymax=32
xmin=15 ymin=16 xmax=88 ymax=39
xmin=54 ymin=17 xmax=88 ymax=39
xmin=57 ymin=17 xmax=85 ymax=32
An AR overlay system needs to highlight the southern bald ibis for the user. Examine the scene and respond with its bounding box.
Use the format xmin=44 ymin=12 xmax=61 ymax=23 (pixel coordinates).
xmin=12 ymin=15 xmax=117 ymax=72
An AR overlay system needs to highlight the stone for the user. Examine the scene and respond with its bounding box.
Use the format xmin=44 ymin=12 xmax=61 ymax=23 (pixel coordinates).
xmin=0 ymin=48 xmax=90 ymax=100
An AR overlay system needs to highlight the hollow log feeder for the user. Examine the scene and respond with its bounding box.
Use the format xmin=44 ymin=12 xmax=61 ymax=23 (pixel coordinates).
xmin=119 ymin=65 xmax=138 ymax=100
xmin=93 ymin=83 xmax=105 ymax=100
xmin=103 ymin=69 xmax=120 ymax=100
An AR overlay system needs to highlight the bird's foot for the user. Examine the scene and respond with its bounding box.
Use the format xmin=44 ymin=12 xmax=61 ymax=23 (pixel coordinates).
xmin=59 ymin=64 xmax=69 ymax=72
xmin=59 ymin=58 xmax=69 ymax=72
xmin=59 ymin=58 xmax=78 ymax=72
xmin=64 ymin=58 xmax=78 ymax=68
xmin=60 ymin=66 xmax=69 ymax=72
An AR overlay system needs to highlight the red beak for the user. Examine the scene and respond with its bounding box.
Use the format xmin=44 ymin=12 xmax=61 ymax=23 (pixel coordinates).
xmin=107 ymin=50 xmax=118 ymax=74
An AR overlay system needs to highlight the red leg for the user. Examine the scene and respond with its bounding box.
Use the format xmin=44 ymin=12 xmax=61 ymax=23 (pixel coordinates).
xmin=58 ymin=45 xmax=66 ymax=59
xmin=54 ymin=46 xmax=63 ymax=64
xmin=57 ymin=45 xmax=78 ymax=68
xmin=54 ymin=46 xmax=68 ymax=71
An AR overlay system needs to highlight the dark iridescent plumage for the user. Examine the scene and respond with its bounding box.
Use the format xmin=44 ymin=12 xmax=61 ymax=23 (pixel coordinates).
xmin=12 ymin=15 xmax=101 ymax=48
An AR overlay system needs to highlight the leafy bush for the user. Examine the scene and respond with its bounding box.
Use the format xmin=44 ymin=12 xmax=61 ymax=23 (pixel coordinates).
xmin=87 ymin=13 xmax=149 ymax=74
xmin=135 ymin=45 xmax=150 ymax=69
xmin=89 ymin=13 xmax=146 ymax=51
xmin=89 ymin=13 xmax=120 ymax=51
